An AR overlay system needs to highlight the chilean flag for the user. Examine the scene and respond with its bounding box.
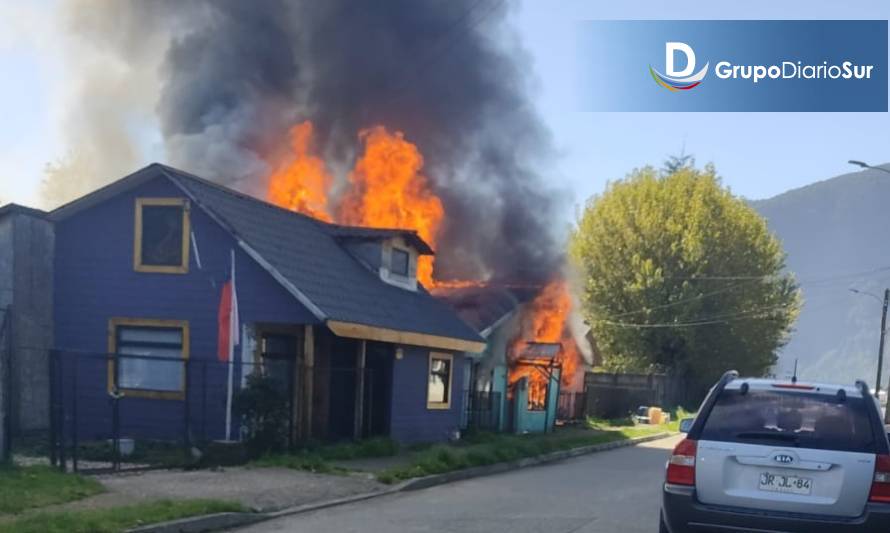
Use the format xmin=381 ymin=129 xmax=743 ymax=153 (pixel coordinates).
xmin=217 ymin=251 xmax=239 ymax=362
xmin=218 ymin=250 xmax=239 ymax=440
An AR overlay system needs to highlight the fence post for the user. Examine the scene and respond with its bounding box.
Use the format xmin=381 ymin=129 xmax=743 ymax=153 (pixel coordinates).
xmin=287 ymin=358 xmax=295 ymax=451
xmin=183 ymin=357 xmax=191 ymax=455
xmin=112 ymin=353 xmax=120 ymax=472
xmin=71 ymin=356 xmax=79 ymax=473
xmin=201 ymin=360 xmax=208 ymax=443
xmin=57 ymin=352 xmax=66 ymax=472
xmin=48 ymin=350 xmax=57 ymax=467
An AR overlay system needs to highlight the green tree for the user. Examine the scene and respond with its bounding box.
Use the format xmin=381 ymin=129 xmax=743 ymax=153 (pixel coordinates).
xmin=569 ymin=165 xmax=800 ymax=399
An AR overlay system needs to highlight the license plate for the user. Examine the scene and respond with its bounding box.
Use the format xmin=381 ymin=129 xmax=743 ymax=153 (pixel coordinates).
xmin=759 ymin=472 xmax=812 ymax=495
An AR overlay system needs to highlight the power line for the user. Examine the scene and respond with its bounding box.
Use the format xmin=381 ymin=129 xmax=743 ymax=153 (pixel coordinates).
xmin=604 ymin=278 xmax=761 ymax=319
xmin=597 ymin=303 xmax=797 ymax=329
xmin=598 ymin=264 xmax=890 ymax=321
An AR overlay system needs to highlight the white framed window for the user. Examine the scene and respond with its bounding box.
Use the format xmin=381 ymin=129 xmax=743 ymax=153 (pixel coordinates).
xmin=427 ymin=352 xmax=453 ymax=409
xmin=390 ymin=247 xmax=410 ymax=276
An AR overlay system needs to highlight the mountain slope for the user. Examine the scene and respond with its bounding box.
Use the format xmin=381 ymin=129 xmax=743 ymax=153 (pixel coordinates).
xmin=751 ymin=164 xmax=890 ymax=384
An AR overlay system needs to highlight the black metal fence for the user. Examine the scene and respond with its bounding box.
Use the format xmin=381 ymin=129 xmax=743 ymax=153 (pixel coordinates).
xmin=49 ymin=350 xmax=298 ymax=473
xmin=464 ymin=391 xmax=502 ymax=432
xmin=556 ymin=391 xmax=587 ymax=422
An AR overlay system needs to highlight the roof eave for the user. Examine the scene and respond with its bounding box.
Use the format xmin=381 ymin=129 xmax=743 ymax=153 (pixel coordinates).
xmin=327 ymin=319 xmax=486 ymax=354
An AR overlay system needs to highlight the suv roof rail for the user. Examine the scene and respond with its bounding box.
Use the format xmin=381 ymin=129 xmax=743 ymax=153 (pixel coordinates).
xmin=719 ymin=370 xmax=739 ymax=385
xmin=854 ymin=379 xmax=871 ymax=398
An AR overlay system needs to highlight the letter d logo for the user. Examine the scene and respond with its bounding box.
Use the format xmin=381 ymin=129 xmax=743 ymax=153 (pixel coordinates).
xmin=649 ymin=42 xmax=709 ymax=92
xmin=666 ymin=42 xmax=695 ymax=77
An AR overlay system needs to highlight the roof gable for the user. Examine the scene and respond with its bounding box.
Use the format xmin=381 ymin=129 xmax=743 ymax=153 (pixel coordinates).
xmin=143 ymin=164 xmax=483 ymax=350
xmin=50 ymin=163 xmax=483 ymax=350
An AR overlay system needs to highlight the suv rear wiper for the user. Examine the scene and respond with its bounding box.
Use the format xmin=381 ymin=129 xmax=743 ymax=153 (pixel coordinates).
xmin=734 ymin=431 xmax=800 ymax=445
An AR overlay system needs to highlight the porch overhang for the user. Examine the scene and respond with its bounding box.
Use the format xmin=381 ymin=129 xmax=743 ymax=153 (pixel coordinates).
xmin=327 ymin=320 xmax=486 ymax=353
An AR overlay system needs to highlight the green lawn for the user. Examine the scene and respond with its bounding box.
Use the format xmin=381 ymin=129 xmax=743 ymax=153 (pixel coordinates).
xmin=376 ymin=420 xmax=673 ymax=484
xmin=250 ymin=436 xmax=399 ymax=474
xmin=0 ymin=466 xmax=104 ymax=515
xmin=0 ymin=499 xmax=245 ymax=533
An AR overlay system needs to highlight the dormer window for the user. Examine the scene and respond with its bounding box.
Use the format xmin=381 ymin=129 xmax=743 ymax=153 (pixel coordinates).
xmin=380 ymin=239 xmax=418 ymax=291
xmin=391 ymin=248 xmax=410 ymax=277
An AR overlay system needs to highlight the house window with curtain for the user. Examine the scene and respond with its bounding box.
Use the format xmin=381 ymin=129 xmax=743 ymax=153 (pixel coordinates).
xmin=427 ymin=352 xmax=453 ymax=409
xmin=109 ymin=319 xmax=189 ymax=400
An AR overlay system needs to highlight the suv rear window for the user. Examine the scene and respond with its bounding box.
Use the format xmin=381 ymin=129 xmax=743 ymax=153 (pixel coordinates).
xmin=699 ymin=389 xmax=879 ymax=453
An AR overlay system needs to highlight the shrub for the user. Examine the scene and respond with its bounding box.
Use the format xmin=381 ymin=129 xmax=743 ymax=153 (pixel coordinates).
xmin=233 ymin=374 xmax=290 ymax=457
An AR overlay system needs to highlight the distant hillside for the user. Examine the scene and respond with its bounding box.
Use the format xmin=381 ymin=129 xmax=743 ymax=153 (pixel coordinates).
xmin=752 ymin=164 xmax=890 ymax=384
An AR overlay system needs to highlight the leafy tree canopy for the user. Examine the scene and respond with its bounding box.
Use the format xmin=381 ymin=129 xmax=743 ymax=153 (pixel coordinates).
xmin=569 ymin=164 xmax=800 ymax=397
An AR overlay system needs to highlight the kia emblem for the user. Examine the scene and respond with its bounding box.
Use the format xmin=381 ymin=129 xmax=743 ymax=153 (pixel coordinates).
xmin=774 ymin=454 xmax=794 ymax=464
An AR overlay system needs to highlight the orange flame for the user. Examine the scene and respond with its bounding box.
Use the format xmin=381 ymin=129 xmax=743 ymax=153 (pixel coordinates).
xmin=267 ymin=121 xmax=333 ymax=222
xmin=338 ymin=126 xmax=444 ymax=286
xmin=509 ymin=279 xmax=583 ymax=403
xmin=265 ymin=122 xmax=447 ymax=287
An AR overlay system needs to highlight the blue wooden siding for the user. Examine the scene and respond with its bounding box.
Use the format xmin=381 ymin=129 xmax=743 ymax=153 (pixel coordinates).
xmin=389 ymin=345 xmax=464 ymax=443
xmin=54 ymin=175 xmax=318 ymax=441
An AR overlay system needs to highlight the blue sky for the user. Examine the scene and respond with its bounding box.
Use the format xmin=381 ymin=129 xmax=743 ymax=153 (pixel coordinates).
xmin=0 ymin=0 xmax=888 ymax=209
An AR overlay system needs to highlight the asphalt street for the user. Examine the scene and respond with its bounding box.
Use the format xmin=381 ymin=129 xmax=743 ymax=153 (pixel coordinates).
xmin=235 ymin=434 xmax=682 ymax=533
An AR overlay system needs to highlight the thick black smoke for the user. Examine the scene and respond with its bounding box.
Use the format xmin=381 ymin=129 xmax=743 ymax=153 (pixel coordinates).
xmin=93 ymin=0 xmax=564 ymax=284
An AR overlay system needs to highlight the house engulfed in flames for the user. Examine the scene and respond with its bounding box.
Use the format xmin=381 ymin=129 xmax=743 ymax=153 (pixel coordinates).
xmin=436 ymin=281 xmax=594 ymax=434
xmin=266 ymin=119 xmax=592 ymax=434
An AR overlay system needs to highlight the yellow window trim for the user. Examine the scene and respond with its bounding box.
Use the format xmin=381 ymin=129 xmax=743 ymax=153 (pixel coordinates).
xmin=427 ymin=351 xmax=454 ymax=410
xmin=134 ymin=197 xmax=191 ymax=274
xmin=107 ymin=318 xmax=190 ymax=401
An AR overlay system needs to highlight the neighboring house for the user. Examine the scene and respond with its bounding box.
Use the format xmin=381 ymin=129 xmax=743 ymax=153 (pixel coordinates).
xmin=3 ymin=163 xmax=486 ymax=446
xmin=438 ymin=286 xmax=564 ymax=434
xmin=0 ymin=204 xmax=54 ymax=450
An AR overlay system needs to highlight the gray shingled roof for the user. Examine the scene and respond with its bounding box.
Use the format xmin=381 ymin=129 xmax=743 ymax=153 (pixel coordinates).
xmin=327 ymin=225 xmax=434 ymax=254
xmin=434 ymin=285 xmax=540 ymax=336
xmin=154 ymin=165 xmax=482 ymax=345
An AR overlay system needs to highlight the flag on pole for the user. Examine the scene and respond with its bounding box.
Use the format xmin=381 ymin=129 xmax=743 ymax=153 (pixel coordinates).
xmin=217 ymin=250 xmax=239 ymax=440
xmin=217 ymin=253 xmax=239 ymax=362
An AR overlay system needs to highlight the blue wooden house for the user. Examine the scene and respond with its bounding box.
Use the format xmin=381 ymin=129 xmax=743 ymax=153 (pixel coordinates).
xmin=46 ymin=163 xmax=485 ymax=445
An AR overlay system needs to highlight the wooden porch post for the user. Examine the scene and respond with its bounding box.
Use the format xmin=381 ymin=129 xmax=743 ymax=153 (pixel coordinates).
xmin=353 ymin=340 xmax=366 ymax=440
xmin=302 ymin=325 xmax=315 ymax=440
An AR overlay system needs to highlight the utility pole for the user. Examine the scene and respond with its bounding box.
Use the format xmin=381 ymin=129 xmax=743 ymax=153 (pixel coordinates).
xmin=880 ymin=288 xmax=890 ymax=424
xmin=879 ymin=289 xmax=889 ymax=395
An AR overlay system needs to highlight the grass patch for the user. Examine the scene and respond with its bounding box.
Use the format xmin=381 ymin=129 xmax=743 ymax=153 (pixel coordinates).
xmin=315 ymin=437 xmax=399 ymax=461
xmin=0 ymin=499 xmax=244 ymax=533
xmin=249 ymin=452 xmax=347 ymax=475
xmin=0 ymin=466 xmax=104 ymax=515
xmin=666 ymin=407 xmax=694 ymax=432
xmin=377 ymin=421 xmax=673 ymax=484
xmin=250 ymin=437 xmax=398 ymax=474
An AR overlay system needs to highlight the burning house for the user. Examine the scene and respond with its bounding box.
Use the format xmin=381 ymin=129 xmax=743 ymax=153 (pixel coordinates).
xmin=437 ymin=281 xmax=593 ymax=434
xmin=1 ymin=1 xmax=579 ymax=452
xmin=1 ymin=163 xmax=491 ymax=449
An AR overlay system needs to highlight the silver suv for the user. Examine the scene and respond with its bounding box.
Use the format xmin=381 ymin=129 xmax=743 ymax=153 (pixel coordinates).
xmin=661 ymin=371 xmax=890 ymax=532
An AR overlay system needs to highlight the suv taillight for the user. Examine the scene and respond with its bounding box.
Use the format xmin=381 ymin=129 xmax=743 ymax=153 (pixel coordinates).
xmin=870 ymin=454 xmax=890 ymax=503
xmin=666 ymin=438 xmax=697 ymax=486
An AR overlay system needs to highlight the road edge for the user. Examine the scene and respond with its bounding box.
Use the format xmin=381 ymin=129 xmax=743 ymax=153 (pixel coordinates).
xmin=126 ymin=431 xmax=672 ymax=533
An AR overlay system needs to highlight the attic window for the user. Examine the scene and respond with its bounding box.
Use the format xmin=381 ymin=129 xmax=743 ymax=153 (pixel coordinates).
xmin=134 ymin=198 xmax=190 ymax=274
xmin=391 ymin=248 xmax=410 ymax=277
